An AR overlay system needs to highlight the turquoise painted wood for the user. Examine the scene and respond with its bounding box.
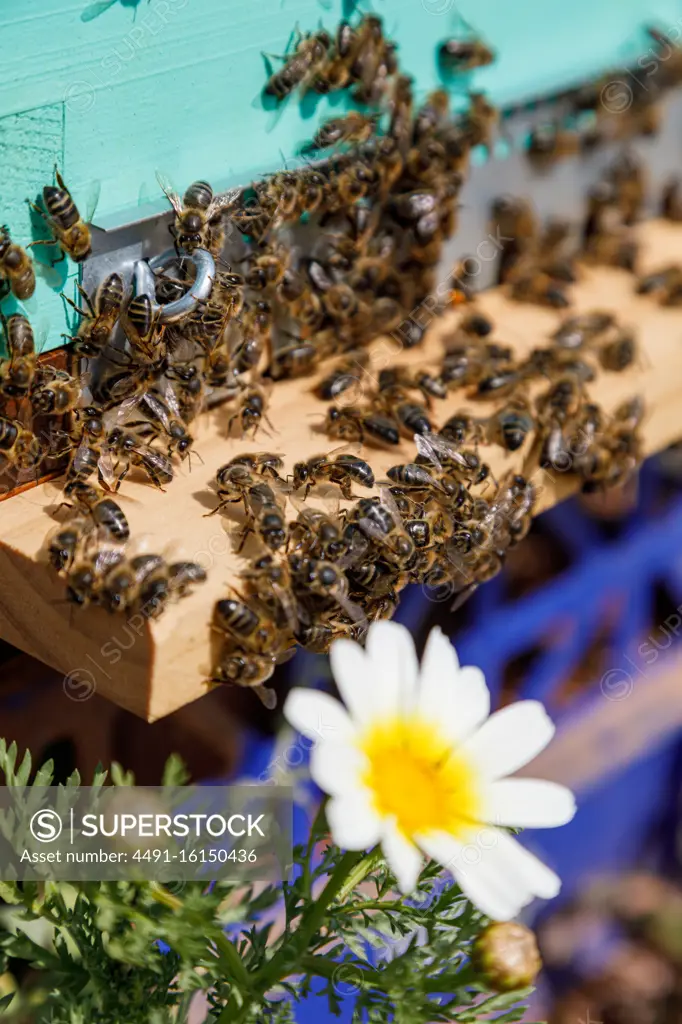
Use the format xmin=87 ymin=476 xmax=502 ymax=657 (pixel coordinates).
xmin=1 ymin=0 xmax=682 ymax=352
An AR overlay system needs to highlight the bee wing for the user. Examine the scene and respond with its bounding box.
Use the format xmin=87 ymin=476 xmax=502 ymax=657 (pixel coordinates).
xmin=98 ymin=450 xmax=117 ymax=489
xmin=414 ymin=430 xmax=470 ymax=470
xmin=325 ymin=442 xmax=364 ymax=460
xmin=155 ymin=171 xmax=183 ymax=216
xmin=254 ymin=684 xmax=278 ymax=711
xmin=114 ymin=396 xmax=142 ymax=424
xmin=80 ymin=0 xmax=117 ymax=22
xmin=378 ymin=485 xmax=405 ymax=528
xmin=83 ymin=179 xmax=102 ymax=224
xmin=207 ymin=189 xmax=243 ymax=219
xmin=272 ymin=581 xmax=300 ymax=633
xmin=358 ymin=517 xmax=388 ymax=545
xmin=335 ymin=592 xmax=369 ymax=627
xmin=158 ymin=378 xmax=182 ymax=420
xmin=93 ymin=545 xmax=127 ymax=576
xmin=336 ymin=528 xmax=370 ymax=570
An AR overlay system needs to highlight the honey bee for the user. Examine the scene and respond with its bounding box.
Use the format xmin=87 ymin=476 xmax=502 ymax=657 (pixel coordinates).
xmin=303 ymin=111 xmax=379 ymax=153
xmin=28 ymin=167 xmax=98 ymax=263
xmin=508 ymin=263 xmax=571 ymax=309
xmin=526 ymin=124 xmax=580 ymax=171
xmin=291 ymin=447 xmax=374 ymax=500
xmin=227 ymin=451 xmax=284 ymax=480
xmin=348 ymin=16 xmax=398 ymax=106
xmin=240 ymin=480 xmax=287 ymax=552
xmin=438 ymin=35 xmax=495 ymax=72
xmin=120 ymin=386 xmax=194 ymax=460
xmin=270 ymin=339 xmax=320 ymax=380
xmin=288 ymin=507 xmax=349 ymax=562
xmin=376 ymin=385 xmax=432 ymax=437
xmin=263 ymin=28 xmax=332 ymax=100
xmin=580 ymin=396 xmax=644 ymax=492
xmin=239 ymin=552 xmax=299 ymax=632
xmin=316 ymin=352 xmax=368 ymax=401
xmin=243 ymin=245 xmax=289 ymax=291
xmin=31 ymin=367 xmax=84 ymax=416
xmin=551 ymin=311 xmax=615 ymax=350
xmin=65 ymin=545 xmax=126 ymax=609
xmin=0 ymin=225 xmax=35 ymax=300
xmin=62 ymin=408 xmax=111 ymax=490
xmin=164 ymin=362 xmax=205 ymax=423
xmin=385 ymin=463 xmax=444 ymax=494
xmin=378 ymin=366 xmax=447 ymax=404
xmin=459 ymin=91 xmax=498 ymax=151
xmin=0 ymin=313 xmax=37 ymax=400
xmin=97 ymin=552 xmax=166 ymax=614
xmin=325 ymin=406 xmax=400 ymax=447
xmin=62 ymin=273 xmax=124 ymax=358
xmin=209 ymin=645 xmax=279 ymax=707
xmin=0 ymin=417 xmax=42 ymax=473
xmin=123 ymin=293 xmax=165 ymax=363
xmin=226 ymin=383 xmax=273 ymax=437
xmin=214 ymin=596 xmax=293 ymax=656
xmin=348 ymin=492 xmax=416 ymax=569
xmin=289 ymin=553 xmax=367 ymax=623
xmin=46 ymin=517 xmax=92 ymax=575
xmin=487 ymin=395 xmax=536 ymax=451
xmin=210 ymin=462 xmax=258 ymax=514
xmin=597 ymin=329 xmax=638 ymax=372
xmin=636 ymin=264 xmax=682 ymax=305
xmin=61 ymin=481 xmax=130 ymax=543
xmin=105 ymin=426 xmax=174 ymax=491
xmin=311 ymin=20 xmax=356 ymax=95
xmin=156 ymin=176 xmax=241 ymax=255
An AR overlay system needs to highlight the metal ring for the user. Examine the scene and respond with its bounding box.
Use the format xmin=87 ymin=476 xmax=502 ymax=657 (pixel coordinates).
xmin=132 ymin=247 xmax=216 ymax=324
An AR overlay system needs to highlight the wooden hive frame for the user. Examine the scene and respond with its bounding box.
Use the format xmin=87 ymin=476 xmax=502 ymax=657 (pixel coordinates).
xmin=1 ymin=218 xmax=682 ymax=720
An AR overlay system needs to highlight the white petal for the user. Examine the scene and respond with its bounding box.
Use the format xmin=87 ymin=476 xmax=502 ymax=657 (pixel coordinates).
xmin=329 ymin=639 xmax=374 ymax=725
xmin=381 ymin=818 xmax=423 ymax=893
xmin=417 ymin=629 xmax=490 ymax=744
xmin=461 ymin=701 xmax=556 ymax=779
xmin=309 ymin=741 xmax=368 ymax=797
xmin=451 ymin=666 xmax=491 ymax=741
xmin=488 ymin=830 xmax=562 ymax=901
xmin=417 ymin=830 xmax=525 ymax=921
xmin=485 ymin=778 xmax=577 ymax=829
xmin=284 ymin=689 xmax=356 ymax=743
xmin=366 ymin=621 xmax=419 ymax=716
xmin=327 ymin=794 xmax=382 ymax=851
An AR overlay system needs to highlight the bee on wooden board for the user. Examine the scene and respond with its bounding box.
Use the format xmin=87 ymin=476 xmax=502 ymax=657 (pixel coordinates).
xmin=290 ymin=447 xmax=374 ymax=500
xmin=61 ymin=481 xmax=130 ymax=544
xmin=27 ymin=167 xmax=100 ymax=264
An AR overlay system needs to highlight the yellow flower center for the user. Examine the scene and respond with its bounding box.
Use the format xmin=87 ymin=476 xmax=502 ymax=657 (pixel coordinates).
xmin=360 ymin=717 xmax=483 ymax=838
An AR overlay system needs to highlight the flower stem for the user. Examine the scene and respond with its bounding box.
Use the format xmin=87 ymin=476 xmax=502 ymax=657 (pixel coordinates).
xmin=334 ymin=847 xmax=384 ymax=905
xmin=215 ymin=847 xmax=380 ymax=1021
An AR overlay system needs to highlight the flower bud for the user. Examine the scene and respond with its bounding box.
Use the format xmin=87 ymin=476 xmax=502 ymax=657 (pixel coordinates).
xmin=473 ymin=922 xmax=542 ymax=992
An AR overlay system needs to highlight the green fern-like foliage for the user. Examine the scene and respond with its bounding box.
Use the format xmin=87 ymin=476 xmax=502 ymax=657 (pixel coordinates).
xmin=0 ymin=740 xmax=536 ymax=1024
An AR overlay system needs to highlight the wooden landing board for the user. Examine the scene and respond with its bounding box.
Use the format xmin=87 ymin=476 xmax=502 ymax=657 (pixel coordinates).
xmin=2 ymin=218 xmax=682 ymax=721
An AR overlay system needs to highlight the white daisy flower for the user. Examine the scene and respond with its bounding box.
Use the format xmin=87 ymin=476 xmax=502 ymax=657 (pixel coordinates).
xmin=284 ymin=621 xmax=576 ymax=921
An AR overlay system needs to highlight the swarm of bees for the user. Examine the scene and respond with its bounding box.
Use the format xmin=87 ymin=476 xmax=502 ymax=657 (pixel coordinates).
xmin=0 ymin=9 xmax=652 ymax=706
xmin=204 ymin=295 xmax=645 ymax=703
